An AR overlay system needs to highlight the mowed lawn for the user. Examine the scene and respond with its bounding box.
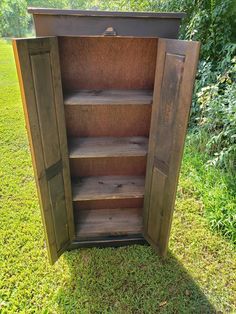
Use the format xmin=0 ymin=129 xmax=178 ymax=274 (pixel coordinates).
xmin=0 ymin=38 xmax=235 ymax=313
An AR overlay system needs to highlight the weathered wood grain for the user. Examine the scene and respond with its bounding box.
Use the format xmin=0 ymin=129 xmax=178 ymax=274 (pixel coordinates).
xmin=12 ymin=37 xmax=74 ymax=264
xmin=143 ymin=38 xmax=200 ymax=257
xmin=72 ymin=176 xmax=144 ymax=201
xmin=75 ymin=208 xmax=143 ymax=238
xmin=65 ymin=103 xmax=151 ymax=137
xmin=73 ymin=198 xmax=144 ymax=210
xmin=70 ymin=156 xmax=147 ymax=177
xmin=68 ymin=137 xmax=148 ymax=158
xmin=59 ymin=37 xmax=157 ymax=91
xmin=64 ymin=90 xmax=153 ymax=105
xmin=69 ymin=137 xmax=148 ymax=176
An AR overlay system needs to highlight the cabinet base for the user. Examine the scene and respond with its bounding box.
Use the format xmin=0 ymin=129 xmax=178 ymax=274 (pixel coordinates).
xmin=68 ymin=234 xmax=148 ymax=250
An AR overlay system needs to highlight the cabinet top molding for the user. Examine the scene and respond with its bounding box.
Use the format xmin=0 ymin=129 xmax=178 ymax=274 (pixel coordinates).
xmin=28 ymin=7 xmax=186 ymax=19
xmin=28 ymin=7 xmax=185 ymax=38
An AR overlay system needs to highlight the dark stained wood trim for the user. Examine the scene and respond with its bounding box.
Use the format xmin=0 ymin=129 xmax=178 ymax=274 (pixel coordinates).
xmin=69 ymin=235 xmax=148 ymax=250
xmin=28 ymin=7 xmax=186 ymax=19
xmin=29 ymin=9 xmax=185 ymax=38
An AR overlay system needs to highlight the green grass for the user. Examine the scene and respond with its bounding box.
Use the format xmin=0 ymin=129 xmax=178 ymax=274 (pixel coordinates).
xmin=182 ymin=133 xmax=236 ymax=245
xmin=0 ymin=38 xmax=235 ymax=313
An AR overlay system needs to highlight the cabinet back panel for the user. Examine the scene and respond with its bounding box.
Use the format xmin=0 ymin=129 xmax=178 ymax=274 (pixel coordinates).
xmin=65 ymin=104 xmax=151 ymax=137
xmin=74 ymin=198 xmax=143 ymax=210
xmin=70 ymin=156 xmax=147 ymax=177
xmin=59 ymin=37 xmax=158 ymax=91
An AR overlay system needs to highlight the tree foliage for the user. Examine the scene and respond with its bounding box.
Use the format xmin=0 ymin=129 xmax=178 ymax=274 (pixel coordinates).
xmin=0 ymin=0 xmax=29 ymax=37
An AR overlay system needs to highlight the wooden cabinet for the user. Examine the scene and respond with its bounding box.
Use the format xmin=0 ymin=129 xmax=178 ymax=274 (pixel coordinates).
xmin=13 ymin=8 xmax=200 ymax=264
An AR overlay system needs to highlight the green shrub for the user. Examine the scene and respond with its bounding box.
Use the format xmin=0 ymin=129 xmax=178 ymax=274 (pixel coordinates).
xmin=28 ymin=0 xmax=69 ymax=9
xmin=190 ymin=42 xmax=236 ymax=173
xmin=197 ymin=55 xmax=236 ymax=175
xmin=0 ymin=0 xmax=29 ymax=37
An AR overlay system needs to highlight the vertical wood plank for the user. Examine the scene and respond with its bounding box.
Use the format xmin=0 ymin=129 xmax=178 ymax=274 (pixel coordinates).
xmin=49 ymin=37 xmax=75 ymax=243
xmin=30 ymin=53 xmax=61 ymax=168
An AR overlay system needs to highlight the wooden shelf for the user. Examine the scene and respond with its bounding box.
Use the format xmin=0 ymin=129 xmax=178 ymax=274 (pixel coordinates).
xmin=64 ymin=90 xmax=152 ymax=137
xmin=68 ymin=136 xmax=148 ymax=158
xmin=72 ymin=176 xmax=144 ymax=201
xmin=75 ymin=208 xmax=143 ymax=238
xmin=64 ymin=89 xmax=153 ymax=105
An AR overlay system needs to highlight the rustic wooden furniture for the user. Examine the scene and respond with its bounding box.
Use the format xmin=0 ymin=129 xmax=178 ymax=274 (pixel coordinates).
xmin=13 ymin=8 xmax=200 ymax=264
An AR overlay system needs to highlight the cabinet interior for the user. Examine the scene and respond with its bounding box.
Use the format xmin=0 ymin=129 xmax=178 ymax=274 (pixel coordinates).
xmin=58 ymin=36 xmax=158 ymax=240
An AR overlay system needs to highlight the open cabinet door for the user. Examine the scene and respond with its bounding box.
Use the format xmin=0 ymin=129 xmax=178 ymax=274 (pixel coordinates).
xmin=13 ymin=37 xmax=74 ymax=264
xmin=143 ymin=38 xmax=200 ymax=257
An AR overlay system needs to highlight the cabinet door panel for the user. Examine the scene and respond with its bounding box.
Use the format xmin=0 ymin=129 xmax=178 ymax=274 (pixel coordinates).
xmin=13 ymin=37 xmax=74 ymax=264
xmin=144 ymin=38 xmax=200 ymax=256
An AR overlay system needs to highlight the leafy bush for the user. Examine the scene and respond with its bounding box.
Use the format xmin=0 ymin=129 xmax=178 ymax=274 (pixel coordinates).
xmin=167 ymin=0 xmax=236 ymax=181
xmin=0 ymin=0 xmax=29 ymax=37
xmin=28 ymin=0 xmax=69 ymax=9
xmin=196 ymin=56 xmax=236 ymax=174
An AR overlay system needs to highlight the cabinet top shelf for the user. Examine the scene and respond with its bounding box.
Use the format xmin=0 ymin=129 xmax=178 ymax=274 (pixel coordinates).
xmin=64 ymin=90 xmax=153 ymax=106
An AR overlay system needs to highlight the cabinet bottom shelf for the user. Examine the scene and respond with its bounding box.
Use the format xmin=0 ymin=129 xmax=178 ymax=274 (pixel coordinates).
xmin=70 ymin=234 xmax=147 ymax=250
xmin=74 ymin=208 xmax=143 ymax=240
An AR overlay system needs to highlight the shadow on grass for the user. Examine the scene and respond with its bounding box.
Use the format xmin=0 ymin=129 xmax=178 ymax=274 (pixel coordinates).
xmin=56 ymin=245 xmax=215 ymax=313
